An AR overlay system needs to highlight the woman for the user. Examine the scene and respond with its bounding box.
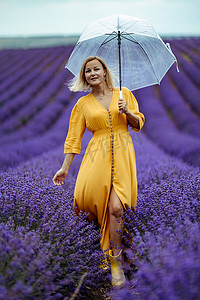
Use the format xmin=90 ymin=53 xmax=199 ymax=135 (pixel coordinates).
xmin=53 ymin=56 xmax=145 ymax=286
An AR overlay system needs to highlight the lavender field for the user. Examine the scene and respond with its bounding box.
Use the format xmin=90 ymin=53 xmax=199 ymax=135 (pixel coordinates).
xmin=0 ymin=37 xmax=200 ymax=299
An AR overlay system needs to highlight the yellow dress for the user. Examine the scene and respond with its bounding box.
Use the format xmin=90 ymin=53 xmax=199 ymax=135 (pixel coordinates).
xmin=64 ymin=87 xmax=145 ymax=252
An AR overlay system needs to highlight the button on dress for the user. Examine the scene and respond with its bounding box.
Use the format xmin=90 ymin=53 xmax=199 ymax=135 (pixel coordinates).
xmin=64 ymin=87 xmax=145 ymax=252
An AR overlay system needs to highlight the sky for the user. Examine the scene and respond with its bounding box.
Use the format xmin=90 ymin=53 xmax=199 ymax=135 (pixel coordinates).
xmin=0 ymin=0 xmax=200 ymax=37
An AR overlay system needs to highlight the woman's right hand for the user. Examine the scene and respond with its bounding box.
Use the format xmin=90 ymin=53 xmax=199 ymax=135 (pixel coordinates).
xmin=53 ymin=168 xmax=68 ymax=186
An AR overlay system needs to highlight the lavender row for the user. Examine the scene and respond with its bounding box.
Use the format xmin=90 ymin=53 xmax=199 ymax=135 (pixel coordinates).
xmin=0 ymin=46 xmax=71 ymax=86
xmin=111 ymin=135 xmax=200 ymax=300
xmin=0 ymin=92 xmax=83 ymax=171
xmin=0 ymin=47 xmax=66 ymax=106
xmin=0 ymin=147 xmax=108 ymax=299
xmin=0 ymin=50 xmax=58 ymax=105
xmin=164 ymin=38 xmax=200 ymax=75
xmin=0 ymin=53 xmax=67 ymax=123
xmin=136 ymin=86 xmax=200 ymax=167
xmin=0 ymin=48 xmax=29 ymax=75
xmin=169 ymin=37 xmax=200 ymax=55
xmin=168 ymin=65 xmax=200 ymax=116
xmin=0 ymin=87 xmax=72 ymax=145
xmin=158 ymin=75 xmax=200 ymax=137
xmin=0 ymin=45 xmax=72 ymax=103
xmin=0 ymin=48 xmax=51 ymax=91
xmin=111 ymin=221 xmax=200 ymax=300
xmin=172 ymin=47 xmax=200 ymax=86
xmin=0 ymin=69 xmax=68 ymax=135
xmin=172 ymin=40 xmax=200 ymax=69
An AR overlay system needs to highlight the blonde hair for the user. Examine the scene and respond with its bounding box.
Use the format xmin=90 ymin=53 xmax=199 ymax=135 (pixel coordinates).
xmin=68 ymin=56 xmax=116 ymax=92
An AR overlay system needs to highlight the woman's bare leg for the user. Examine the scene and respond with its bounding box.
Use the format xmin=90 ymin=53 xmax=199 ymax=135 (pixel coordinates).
xmin=109 ymin=186 xmax=124 ymax=256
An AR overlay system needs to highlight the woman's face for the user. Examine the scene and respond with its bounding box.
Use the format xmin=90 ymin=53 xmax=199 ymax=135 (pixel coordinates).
xmin=84 ymin=59 xmax=106 ymax=87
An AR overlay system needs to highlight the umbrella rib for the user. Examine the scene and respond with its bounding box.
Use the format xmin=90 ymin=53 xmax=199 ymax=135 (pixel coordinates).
xmin=119 ymin=20 xmax=147 ymax=35
xmin=137 ymin=43 xmax=160 ymax=83
xmin=121 ymin=35 xmax=139 ymax=44
xmin=121 ymin=21 xmax=136 ymax=32
xmin=98 ymin=21 xmax=116 ymax=32
xmin=101 ymin=34 xmax=117 ymax=46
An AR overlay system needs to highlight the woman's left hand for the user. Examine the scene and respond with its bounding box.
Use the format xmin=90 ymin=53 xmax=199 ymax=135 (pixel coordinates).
xmin=118 ymin=98 xmax=128 ymax=114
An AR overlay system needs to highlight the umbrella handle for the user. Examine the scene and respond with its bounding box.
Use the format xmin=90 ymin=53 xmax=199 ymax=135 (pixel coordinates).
xmin=119 ymin=90 xmax=123 ymax=114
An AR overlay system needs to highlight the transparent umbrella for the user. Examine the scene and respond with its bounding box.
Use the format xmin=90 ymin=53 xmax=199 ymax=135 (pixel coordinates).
xmin=66 ymin=14 xmax=178 ymax=96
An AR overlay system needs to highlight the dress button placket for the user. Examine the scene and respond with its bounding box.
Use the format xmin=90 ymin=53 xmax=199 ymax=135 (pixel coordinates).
xmin=108 ymin=110 xmax=114 ymax=183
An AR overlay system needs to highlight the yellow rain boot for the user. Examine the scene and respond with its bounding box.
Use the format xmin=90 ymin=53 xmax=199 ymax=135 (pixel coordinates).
xmin=109 ymin=249 xmax=126 ymax=286
xmin=99 ymin=253 xmax=109 ymax=270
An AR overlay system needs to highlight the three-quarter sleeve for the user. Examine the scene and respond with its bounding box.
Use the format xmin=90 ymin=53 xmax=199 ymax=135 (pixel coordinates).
xmin=64 ymin=102 xmax=86 ymax=154
xmin=125 ymin=88 xmax=145 ymax=132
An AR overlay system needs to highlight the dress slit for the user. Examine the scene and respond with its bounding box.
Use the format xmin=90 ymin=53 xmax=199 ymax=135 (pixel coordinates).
xmin=100 ymin=183 xmax=125 ymax=252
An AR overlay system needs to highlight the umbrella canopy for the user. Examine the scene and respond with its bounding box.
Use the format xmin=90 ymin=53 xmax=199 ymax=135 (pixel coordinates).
xmin=66 ymin=14 xmax=178 ymax=91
